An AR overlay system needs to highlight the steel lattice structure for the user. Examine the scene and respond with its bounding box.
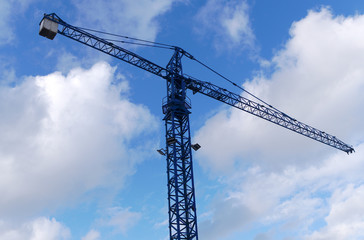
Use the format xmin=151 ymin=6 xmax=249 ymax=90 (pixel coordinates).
xmin=164 ymin=49 xmax=198 ymax=239
xmin=39 ymin=13 xmax=354 ymax=240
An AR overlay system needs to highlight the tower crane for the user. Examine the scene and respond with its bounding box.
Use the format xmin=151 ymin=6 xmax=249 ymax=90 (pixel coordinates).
xmin=39 ymin=13 xmax=354 ymax=240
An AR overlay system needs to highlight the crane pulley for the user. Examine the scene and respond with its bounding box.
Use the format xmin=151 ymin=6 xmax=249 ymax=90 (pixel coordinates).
xmin=39 ymin=13 xmax=354 ymax=240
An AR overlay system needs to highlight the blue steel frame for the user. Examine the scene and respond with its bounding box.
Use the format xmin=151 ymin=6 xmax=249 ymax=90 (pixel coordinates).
xmin=163 ymin=48 xmax=198 ymax=240
xmin=40 ymin=12 xmax=354 ymax=240
xmin=41 ymin=13 xmax=354 ymax=154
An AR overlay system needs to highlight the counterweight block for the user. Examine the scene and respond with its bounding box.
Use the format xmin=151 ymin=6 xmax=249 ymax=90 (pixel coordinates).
xmin=39 ymin=17 xmax=58 ymax=40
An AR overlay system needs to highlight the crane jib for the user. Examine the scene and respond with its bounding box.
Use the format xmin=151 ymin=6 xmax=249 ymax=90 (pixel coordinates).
xmin=39 ymin=13 xmax=168 ymax=78
xmin=185 ymin=77 xmax=354 ymax=154
xmin=39 ymin=13 xmax=354 ymax=155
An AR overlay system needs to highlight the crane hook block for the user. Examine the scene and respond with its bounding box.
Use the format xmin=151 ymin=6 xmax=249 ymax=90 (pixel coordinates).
xmin=39 ymin=17 xmax=58 ymax=40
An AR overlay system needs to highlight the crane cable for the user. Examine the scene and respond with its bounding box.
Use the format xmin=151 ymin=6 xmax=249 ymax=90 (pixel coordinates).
xmin=77 ymin=26 xmax=175 ymax=49
xmin=76 ymin=26 xmax=291 ymax=118
xmin=102 ymin=38 xmax=174 ymax=50
xmin=189 ymin=56 xmax=293 ymax=117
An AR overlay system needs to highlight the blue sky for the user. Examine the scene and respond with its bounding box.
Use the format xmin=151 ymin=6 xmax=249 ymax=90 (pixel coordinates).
xmin=1 ymin=0 xmax=364 ymax=239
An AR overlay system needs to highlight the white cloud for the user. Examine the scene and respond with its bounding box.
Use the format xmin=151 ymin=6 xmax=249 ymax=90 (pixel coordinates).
xmin=0 ymin=57 xmax=16 ymax=85
xmin=195 ymin=0 xmax=254 ymax=50
xmin=199 ymin=143 xmax=364 ymax=239
xmin=55 ymin=51 xmax=83 ymax=74
xmin=29 ymin=218 xmax=71 ymax=240
xmin=0 ymin=0 xmax=39 ymax=45
xmin=98 ymin=207 xmax=141 ymax=234
xmin=195 ymin=7 xmax=364 ymax=239
xmin=306 ymin=184 xmax=364 ymax=240
xmin=0 ymin=217 xmax=71 ymax=240
xmin=81 ymin=229 xmax=100 ymax=240
xmin=195 ymin=8 xmax=364 ymax=172
xmin=0 ymin=0 xmax=15 ymax=45
xmin=0 ymin=61 xmax=159 ymax=220
xmin=72 ymin=0 xmax=178 ymax=40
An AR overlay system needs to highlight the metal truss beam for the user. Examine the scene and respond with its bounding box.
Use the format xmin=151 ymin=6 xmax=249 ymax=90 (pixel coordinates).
xmin=185 ymin=77 xmax=354 ymax=154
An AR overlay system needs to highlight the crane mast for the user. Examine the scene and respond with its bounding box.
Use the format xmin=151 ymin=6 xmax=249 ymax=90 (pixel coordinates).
xmin=39 ymin=13 xmax=354 ymax=240
xmin=164 ymin=48 xmax=198 ymax=239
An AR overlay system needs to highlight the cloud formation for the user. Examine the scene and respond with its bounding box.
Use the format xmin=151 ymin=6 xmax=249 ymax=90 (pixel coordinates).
xmin=98 ymin=207 xmax=142 ymax=234
xmin=72 ymin=0 xmax=178 ymax=40
xmin=0 ymin=0 xmax=13 ymax=45
xmin=195 ymin=8 xmax=364 ymax=171
xmin=196 ymin=0 xmax=254 ymax=51
xmin=0 ymin=217 xmax=71 ymax=240
xmin=82 ymin=229 xmax=100 ymax=240
xmin=307 ymin=184 xmax=364 ymax=239
xmin=0 ymin=62 xmax=158 ymax=222
xmin=196 ymin=8 xmax=364 ymax=239
xmin=0 ymin=0 xmax=38 ymax=45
